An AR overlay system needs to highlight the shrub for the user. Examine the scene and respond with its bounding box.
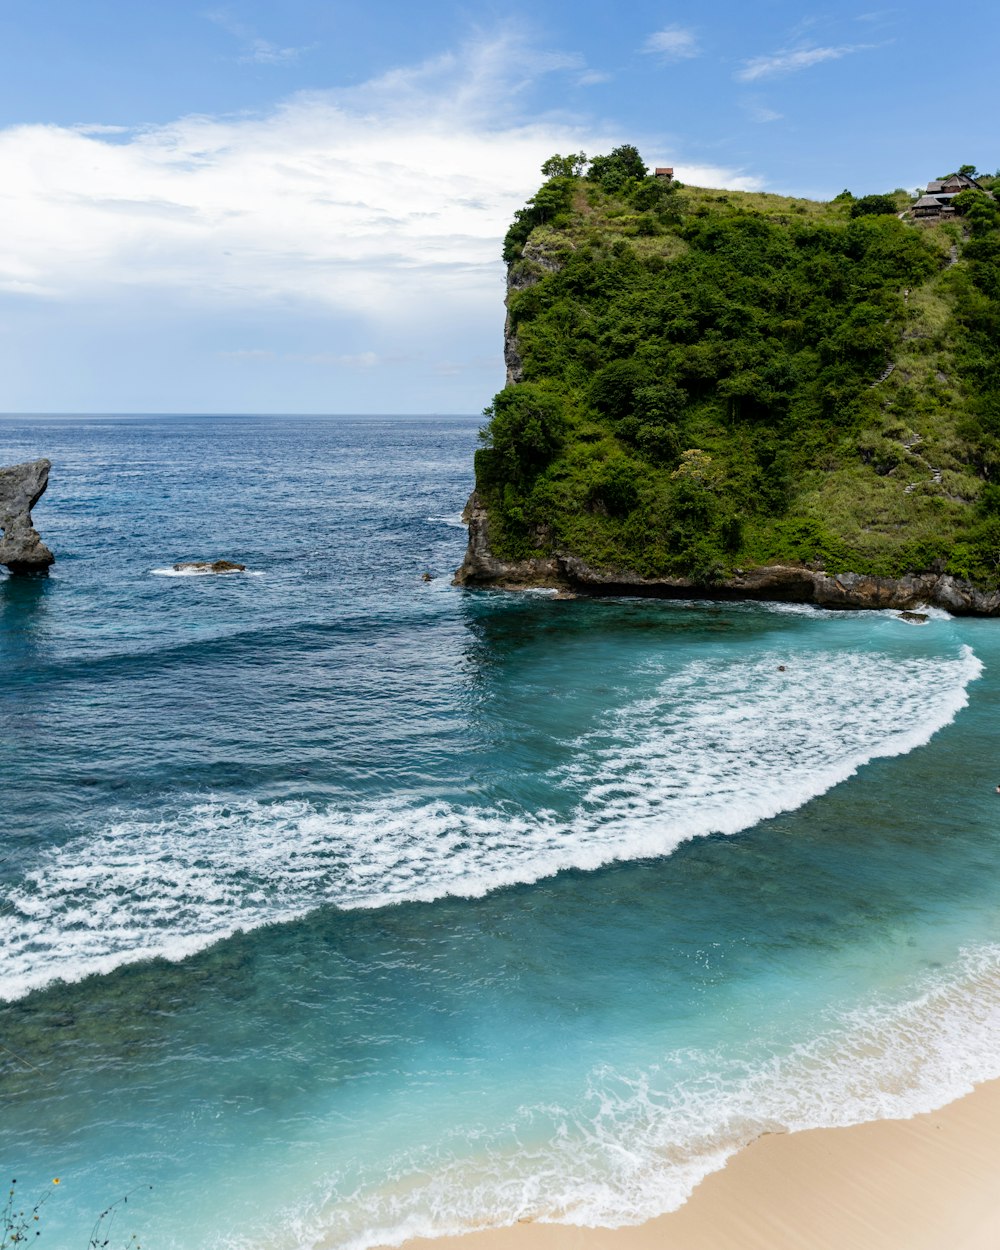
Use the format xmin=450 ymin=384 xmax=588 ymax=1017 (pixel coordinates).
xmin=592 ymin=458 xmax=642 ymax=517
xmin=850 ymin=194 xmax=898 ymax=218
xmin=590 ymin=360 xmax=649 ymax=420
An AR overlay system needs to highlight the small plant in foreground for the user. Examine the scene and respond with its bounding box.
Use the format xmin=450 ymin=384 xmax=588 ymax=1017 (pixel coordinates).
xmin=2 ymin=1177 xmax=56 ymax=1246
xmin=1 ymin=1177 xmax=150 ymax=1249
xmin=88 ymin=1185 xmax=152 ymax=1250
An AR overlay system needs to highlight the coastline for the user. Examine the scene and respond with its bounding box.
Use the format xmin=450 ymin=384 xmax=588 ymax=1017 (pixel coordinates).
xmin=390 ymin=1078 xmax=1000 ymax=1250
xmin=454 ymin=492 xmax=1000 ymax=616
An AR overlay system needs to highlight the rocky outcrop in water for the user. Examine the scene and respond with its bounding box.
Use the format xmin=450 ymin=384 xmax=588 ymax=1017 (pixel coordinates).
xmin=0 ymin=459 xmax=54 ymax=574
xmin=455 ymin=498 xmax=1000 ymax=615
xmin=173 ymin=560 xmax=247 ymax=574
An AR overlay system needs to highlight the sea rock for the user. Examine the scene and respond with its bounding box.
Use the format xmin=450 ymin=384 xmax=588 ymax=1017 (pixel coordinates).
xmin=897 ymin=611 xmax=929 ymax=624
xmin=173 ymin=560 xmax=247 ymax=574
xmin=0 ymin=458 xmax=55 ymax=574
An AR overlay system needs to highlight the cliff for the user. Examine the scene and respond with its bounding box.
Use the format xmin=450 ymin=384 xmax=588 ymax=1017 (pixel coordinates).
xmin=457 ymin=149 xmax=1000 ymax=614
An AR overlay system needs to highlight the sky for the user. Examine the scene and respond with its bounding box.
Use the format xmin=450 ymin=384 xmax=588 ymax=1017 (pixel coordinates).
xmin=0 ymin=1 xmax=995 ymax=414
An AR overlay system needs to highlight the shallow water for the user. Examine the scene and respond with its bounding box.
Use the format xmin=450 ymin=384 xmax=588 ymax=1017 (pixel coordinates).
xmin=1 ymin=415 xmax=999 ymax=1248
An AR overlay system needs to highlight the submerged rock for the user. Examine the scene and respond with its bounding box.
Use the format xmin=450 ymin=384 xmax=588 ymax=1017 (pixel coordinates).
xmin=0 ymin=459 xmax=55 ymax=574
xmin=898 ymin=611 xmax=929 ymax=624
xmin=173 ymin=560 xmax=247 ymax=574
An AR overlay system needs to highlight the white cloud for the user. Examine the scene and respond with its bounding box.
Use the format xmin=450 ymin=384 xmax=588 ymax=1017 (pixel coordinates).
xmin=71 ymin=123 xmax=131 ymax=136
xmin=219 ymin=348 xmax=277 ymax=361
xmin=577 ymin=70 xmax=613 ymax=86
xmin=0 ymin=31 xmax=762 ymax=340
xmin=241 ymin=38 xmax=304 ymax=66
xmin=741 ymin=99 xmax=783 ymax=123
xmin=0 ymin=41 xmax=592 ymax=321
xmin=736 ymin=43 xmax=875 ymax=82
xmin=672 ymin=163 xmax=764 ymax=191
xmin=205 ymin=10 xmax=309 ymax=66
xmin=642 ymin=27 xmax=699 ymax=61
xmin=292 ymin=350 xmax=379 ymax=367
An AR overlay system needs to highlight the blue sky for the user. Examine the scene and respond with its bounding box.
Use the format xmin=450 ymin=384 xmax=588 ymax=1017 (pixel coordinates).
xmin=0 ymin=1 xmax=995 ymax=414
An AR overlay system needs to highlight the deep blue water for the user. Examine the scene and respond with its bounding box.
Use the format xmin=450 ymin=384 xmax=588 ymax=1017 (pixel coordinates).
xmin=2 ymin=415 xmax=999 ymax=1249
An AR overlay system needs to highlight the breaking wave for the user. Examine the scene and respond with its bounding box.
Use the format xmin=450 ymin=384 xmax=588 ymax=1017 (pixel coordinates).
xmin=0 ymin=645 xmax=981 ymax=1002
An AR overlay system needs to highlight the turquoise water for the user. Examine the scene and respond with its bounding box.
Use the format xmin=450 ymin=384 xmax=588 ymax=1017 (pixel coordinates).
xmin=2 ymin=415 xmax=999 ymax=1249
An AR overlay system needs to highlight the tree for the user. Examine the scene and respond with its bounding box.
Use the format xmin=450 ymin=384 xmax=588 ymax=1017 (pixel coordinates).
xmin=541 ymin=152 xmax=587 ymax=179
xmin=590 ymin=359 xmax=649 ymax=420
xmin=502 ymin=177 xmax=575 ymax=261
xmin=671 ymin=448 xmax=719 ymax=486
xmin=632 ymin=177 xmax=676 ymax=215
xmin=480 ymin=384 xmax=568 ymax=482
xmin=592 ymin=457 xmax=641 ymax=516
xmin=587 ymin=145 xmax=648 ymax=192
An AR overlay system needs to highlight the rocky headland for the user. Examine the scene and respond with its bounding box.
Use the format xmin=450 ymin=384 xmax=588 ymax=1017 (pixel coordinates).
xmin=457 ymin=150 xmax=1000 ymax=615
xmin=0 ymin=459 xmax=55 ymax=574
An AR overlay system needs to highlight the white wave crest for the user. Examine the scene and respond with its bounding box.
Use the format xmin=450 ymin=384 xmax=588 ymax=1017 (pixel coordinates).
xmin=426 ymin=513 xmax=467 ymax=529
xmin=0 ymin=645 xmax=981 ymax=1002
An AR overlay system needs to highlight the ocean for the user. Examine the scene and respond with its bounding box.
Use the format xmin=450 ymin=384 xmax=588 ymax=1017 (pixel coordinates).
xmin=1 ymin=413 xmax=998 ymax=1249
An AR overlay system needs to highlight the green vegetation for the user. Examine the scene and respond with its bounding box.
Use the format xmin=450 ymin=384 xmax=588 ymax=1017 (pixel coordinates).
xmin=475 ymin=150 xmax=1000 ymax=586
xmin=849 ymin=193 xmax=900 ymax=217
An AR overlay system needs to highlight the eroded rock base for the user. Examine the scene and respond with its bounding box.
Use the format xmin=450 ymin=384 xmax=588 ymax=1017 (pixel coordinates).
xmin=454 ymin=492 xmax=1000 ymax=616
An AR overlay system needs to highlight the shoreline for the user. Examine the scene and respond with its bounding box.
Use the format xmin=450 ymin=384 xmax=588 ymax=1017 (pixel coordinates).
xmin=389 ymin=1078 xmax=1000 ymax=1250
xmin=454 ymin=493 xmax=1000 ymax=616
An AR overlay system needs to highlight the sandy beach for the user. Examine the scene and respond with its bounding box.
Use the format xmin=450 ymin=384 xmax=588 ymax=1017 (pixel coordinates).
xmin=396 ymin=1078 xmax=1000 ymax=1250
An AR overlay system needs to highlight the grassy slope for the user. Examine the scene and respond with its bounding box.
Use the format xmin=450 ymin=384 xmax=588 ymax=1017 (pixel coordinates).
xmin=476 ymin=175 xmax=1000 ymax=589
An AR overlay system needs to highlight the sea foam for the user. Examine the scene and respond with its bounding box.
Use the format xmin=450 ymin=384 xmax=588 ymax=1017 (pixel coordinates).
xmin=426 ymin=513 xmax=467 ymax=529
xmin=0 ymin=644 xmax=982 ymax=1003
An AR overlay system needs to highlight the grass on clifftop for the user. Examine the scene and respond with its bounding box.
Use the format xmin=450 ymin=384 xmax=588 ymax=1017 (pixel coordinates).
xmin=476 ymin=149 xmax=1000 ymax=587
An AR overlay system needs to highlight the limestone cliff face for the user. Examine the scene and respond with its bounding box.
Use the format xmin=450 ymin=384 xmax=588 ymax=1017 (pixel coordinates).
xmin=0 ymin=459 xmax=54 ymax=574
xmin=503 ymin=240 xmax=567 ymax=385
xmin=502 ymin=311 xmax=524 ymax=386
